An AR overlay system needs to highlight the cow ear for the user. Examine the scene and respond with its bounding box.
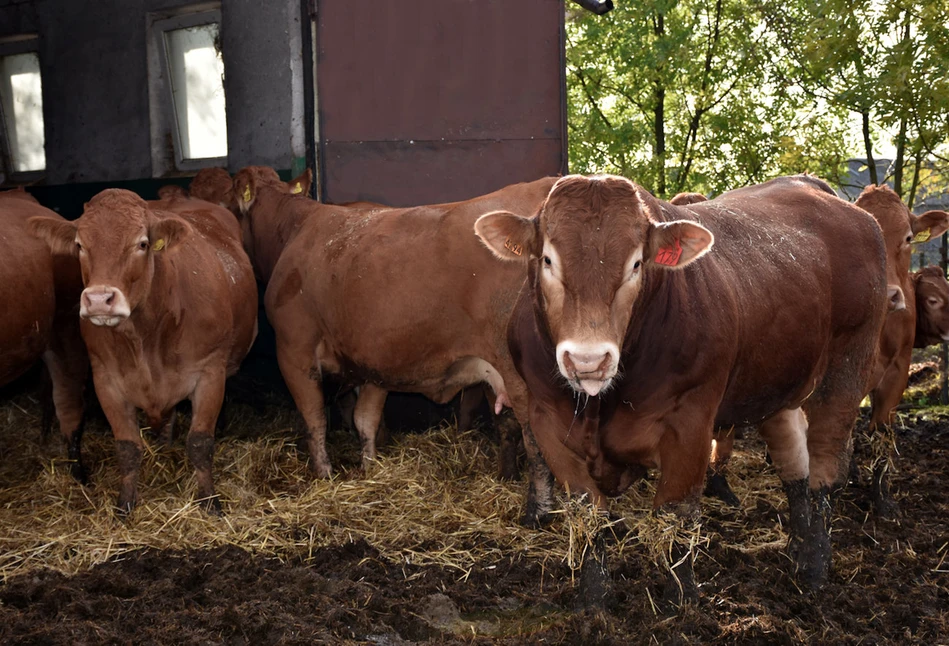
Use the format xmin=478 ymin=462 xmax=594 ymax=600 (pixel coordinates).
xmin=288 ymin=169 xmax=312 ymax=196
xmin=27 ymin=216 xmax=78 ymax=256
xmin=233 ymin=174 xmax=256 ymax=215
xmin=912 ymin=210 xmax=949 ymax=242
xmin=646 ymin=219 xmax=713 ymax=269
xmin=148 ymin=215 xmax=192 ymax=251
xmin=475 ymin=211 xmax=538 ymax=262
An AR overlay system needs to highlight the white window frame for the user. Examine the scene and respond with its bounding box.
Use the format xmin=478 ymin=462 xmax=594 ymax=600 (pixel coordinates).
xmin=0 ymin=34 xmax=45 ymax=183
xmin=148 ymin=5 xmax=227 ymax=175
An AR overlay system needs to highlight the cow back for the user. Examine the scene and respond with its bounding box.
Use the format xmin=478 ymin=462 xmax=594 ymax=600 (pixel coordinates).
xmin=266 ymin=177 xmax=555 ymax=397
xmin=0 ymin=193 xmax=64 ymax=384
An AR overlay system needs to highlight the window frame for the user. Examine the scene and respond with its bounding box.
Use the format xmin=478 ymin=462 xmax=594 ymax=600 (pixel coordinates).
xmin=150 ymin=8 xmax=227 ymax=174
xmin=0 ymin=34 xmax=45 ymax=184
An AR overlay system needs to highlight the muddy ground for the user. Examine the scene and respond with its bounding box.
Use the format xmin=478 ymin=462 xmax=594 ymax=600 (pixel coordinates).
xmin=1 ymin=371 xmax=948 ymax=645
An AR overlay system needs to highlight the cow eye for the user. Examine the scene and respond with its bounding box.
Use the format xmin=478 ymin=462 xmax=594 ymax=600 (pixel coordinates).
xmin=928 ymin=297 xmax=940 ymax=306
xmin=633 ymin=260 xmax=642 ymax=271
xmin=75 ymin=242 xmax=82 ymax=252
xmin=906 ymin=235 xmax=913 ymax=244
xmin=138 ymin=240 xmax=148 ymax=251
xmin=543 ymin=256 xmax=552 ymax=266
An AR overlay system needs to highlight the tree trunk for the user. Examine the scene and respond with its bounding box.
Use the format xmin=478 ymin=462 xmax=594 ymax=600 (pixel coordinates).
xmin=862 ymin=111 xmax=878 ymax=185
xmin=653 ymin=11 xmax=666 ymax=197
xmin=894 ymin=116 xmax=907 ymax=198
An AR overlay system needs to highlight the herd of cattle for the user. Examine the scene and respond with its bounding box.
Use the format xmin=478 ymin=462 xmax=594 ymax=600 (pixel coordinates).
xmin=2 ymin=168 xmax=948 ymax=598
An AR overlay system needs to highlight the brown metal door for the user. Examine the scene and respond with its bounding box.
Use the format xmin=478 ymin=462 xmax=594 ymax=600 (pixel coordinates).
xmin=313 ymin=0 xmax=567 ymax=206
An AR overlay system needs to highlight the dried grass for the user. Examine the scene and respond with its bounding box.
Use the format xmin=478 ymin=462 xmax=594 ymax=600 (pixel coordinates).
xmin=0 ymin=391 xmax=795 ymax=584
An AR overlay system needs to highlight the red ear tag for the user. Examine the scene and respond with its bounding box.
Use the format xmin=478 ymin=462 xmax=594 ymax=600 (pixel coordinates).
xmin=655 ymin=237 xmax=683 ymax=266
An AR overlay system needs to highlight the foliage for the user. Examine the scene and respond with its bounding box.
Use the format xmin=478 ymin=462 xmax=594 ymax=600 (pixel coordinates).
xmin=566 ymin=0 xmax=949 ymax=203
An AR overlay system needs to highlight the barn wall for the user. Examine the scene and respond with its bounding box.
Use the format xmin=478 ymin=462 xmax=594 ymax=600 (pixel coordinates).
xmin=0 ymin=0 xmax=300 ymax=187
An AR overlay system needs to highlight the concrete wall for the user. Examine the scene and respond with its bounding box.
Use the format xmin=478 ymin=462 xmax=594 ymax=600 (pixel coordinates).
xmin=0 ymin=0 xmax=300 ymax=185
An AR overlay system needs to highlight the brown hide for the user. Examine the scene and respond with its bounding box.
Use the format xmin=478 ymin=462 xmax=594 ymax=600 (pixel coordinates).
xmin=187 ymin=167 xmax=235 ymax=210
xmin=157 ymin=185 xmax=188 ymax=200
xmin=913 ymin=266 xmax=949 ymax=348
xmin=231 ymin=166 xmax=318 ymax=283
xmin=854 ymin=187 xmax=949 ymax=433
xmin=481 ymin=174 xmax=886 ymax=585
xmin=1 ymin=190 xmax=88 ymax=478
xmin=28 ymin=188 xmax=257 ymax=512
xmin=668 ymin=191 xmax=708 ymax=206
xmin=241 ymin=170 xmax=556 ymax=482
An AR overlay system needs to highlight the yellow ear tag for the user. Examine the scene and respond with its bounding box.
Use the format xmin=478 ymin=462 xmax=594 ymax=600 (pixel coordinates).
xmin=242 ymin=185 xmax=252 ymax=203
xmin=290 ymin=182 xmax=302 ymax=194
xmin=912 ymin=229 xmax=931 ymax=244
xmin=503 ymin=238 xmax=523 ymax=256
xmin=152 ymin=239 xmax=165 ymax=252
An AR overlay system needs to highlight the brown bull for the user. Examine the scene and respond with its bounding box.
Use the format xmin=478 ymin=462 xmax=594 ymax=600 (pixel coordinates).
xmin=0 ymin=189 xmax=88 ymax=479
xmin=29 ymin=189 xmax=257 ymax=514
xmin=476 ymin=174 xmax=886 ymax=594
xmin=913 ymin=266 xmax=949 ymax=347
xmin=706 ymin=187 xmax=949 ymax=514
xmin=854 ymin=187 xmax=949 ymax=515
xmin=232 ymin=167 xmax=556 ymax=511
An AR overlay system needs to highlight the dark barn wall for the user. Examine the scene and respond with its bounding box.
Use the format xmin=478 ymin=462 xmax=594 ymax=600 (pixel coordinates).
xmin=0 ymin=0 xmax=301 ymax=188
xmin=314 ymin=0 xmax=567 ymax=206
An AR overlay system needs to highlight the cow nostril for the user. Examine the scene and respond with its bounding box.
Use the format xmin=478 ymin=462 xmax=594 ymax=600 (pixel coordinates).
xmin=104 ymin=292 xmax=114 ymax=305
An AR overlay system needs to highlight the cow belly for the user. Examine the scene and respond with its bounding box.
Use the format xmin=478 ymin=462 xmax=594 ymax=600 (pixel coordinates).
xmin=334 ymin=353 xmax=508 ymax=405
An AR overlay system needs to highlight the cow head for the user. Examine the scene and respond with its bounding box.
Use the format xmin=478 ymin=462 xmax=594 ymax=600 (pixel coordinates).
xmin=855 ymin=185 xmax=949 ymax=312
xmin=27 ymin=189 xmax=191 ymax=327
xmin=476 ymin=174 xmax=713 ymax=396
xmin=914 ymin=266 xmax=949 ymax=347
xmin=188 ymin=167 xmax=235 ymax=212
xmin=668 ymin=191 xmax=708 ymax=206
xmin=230 ymin=166 xmax=312 ymax=277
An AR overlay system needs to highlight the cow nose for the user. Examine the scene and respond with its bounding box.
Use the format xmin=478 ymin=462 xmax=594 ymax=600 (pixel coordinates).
xmin=887 ymin=285 xmax=906 ymax=312
xmin=563 ymin=350 xmax=612 ymax=376
xmin=81 ymin=288 xmax=115 ymax=312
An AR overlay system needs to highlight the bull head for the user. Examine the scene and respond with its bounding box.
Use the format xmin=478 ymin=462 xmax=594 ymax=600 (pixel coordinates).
xmin=476 ymin=174 xmax=713 ymax=396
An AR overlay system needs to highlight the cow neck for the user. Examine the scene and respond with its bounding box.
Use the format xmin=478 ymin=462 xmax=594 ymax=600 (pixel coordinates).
xmin=526 ymin=261 xmax=558 ymax=355
xmin=248 ymin=187 xmax=308 ymax=284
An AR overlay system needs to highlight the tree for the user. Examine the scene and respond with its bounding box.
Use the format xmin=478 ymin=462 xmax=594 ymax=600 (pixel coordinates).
xmin=566 ymin=0 xmax=856 ymax=197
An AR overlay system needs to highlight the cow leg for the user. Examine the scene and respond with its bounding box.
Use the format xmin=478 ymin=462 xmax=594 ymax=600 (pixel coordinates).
xmin=867 ymin=368 xmax=908 ymax=518
xmin=95 ymin=379 xmax=141 ymax=516
xmin=456 ymin=385 xmax=485 ymax=432
xmin=652 ymin=419 xmax=713 ymax=607
xmin=42 ymin=348 xmax=88 ymax=484
xmin=353 ymin=384 xmax=387 ymax=469
xmin=758 ymin=406 xmax=834 ymax=589
xmin=276 ymin=342 xmax=332 ymax=477
xmin=156 ymin=408 xmax=177 ymax=447
xmin=188 ymin=371 xmax=226 ymax=515
xmin=476 ymin=386 xmax=522 ymax=481
xmin=520 ymin=421 xmax=556 ymax=527
xmin=705 ymin=427 xmax=739 ymax=506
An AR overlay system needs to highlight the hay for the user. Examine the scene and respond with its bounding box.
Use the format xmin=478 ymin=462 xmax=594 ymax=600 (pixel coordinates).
xmin=0 ymin=391 xmax=795 ymax=584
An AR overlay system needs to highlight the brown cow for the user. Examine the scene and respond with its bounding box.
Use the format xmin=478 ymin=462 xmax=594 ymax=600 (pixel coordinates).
xmin=913 ymin=266 xmax=949 ymax=347
xmin=187 ymin=167 xmax=236 ymax=209
xmin=0 ymin=189 xmax=88 ymax=479
xmin=29 ymin=189 xmax=257 ymax=514
xmin=705 ymin=187 xmax=949 ymax=512
xmin=476 ymin=174 xmax=886 ymax=594
xmin=854 ymin=187 xmax=949 ymax=514
xmin=232 ymin=167 xmax=556 ymax=507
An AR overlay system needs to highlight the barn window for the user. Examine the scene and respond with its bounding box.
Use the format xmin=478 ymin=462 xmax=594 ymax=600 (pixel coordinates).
xmin=0 ymin=36 xmax=46 ymax=178
xmin=149 ymin=9 xmax=227 ymax=173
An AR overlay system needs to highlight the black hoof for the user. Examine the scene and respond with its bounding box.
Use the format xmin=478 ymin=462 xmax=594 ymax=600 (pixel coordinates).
xmin=201 ymin=495 xmax=223 ymax=516
xmin=575 ymin=532 xmax=613 ymax=610
xmin=704 ymin=472 xmax=741 ymax=507
xmin=520 ymin=507 xmax=553 ymax=529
